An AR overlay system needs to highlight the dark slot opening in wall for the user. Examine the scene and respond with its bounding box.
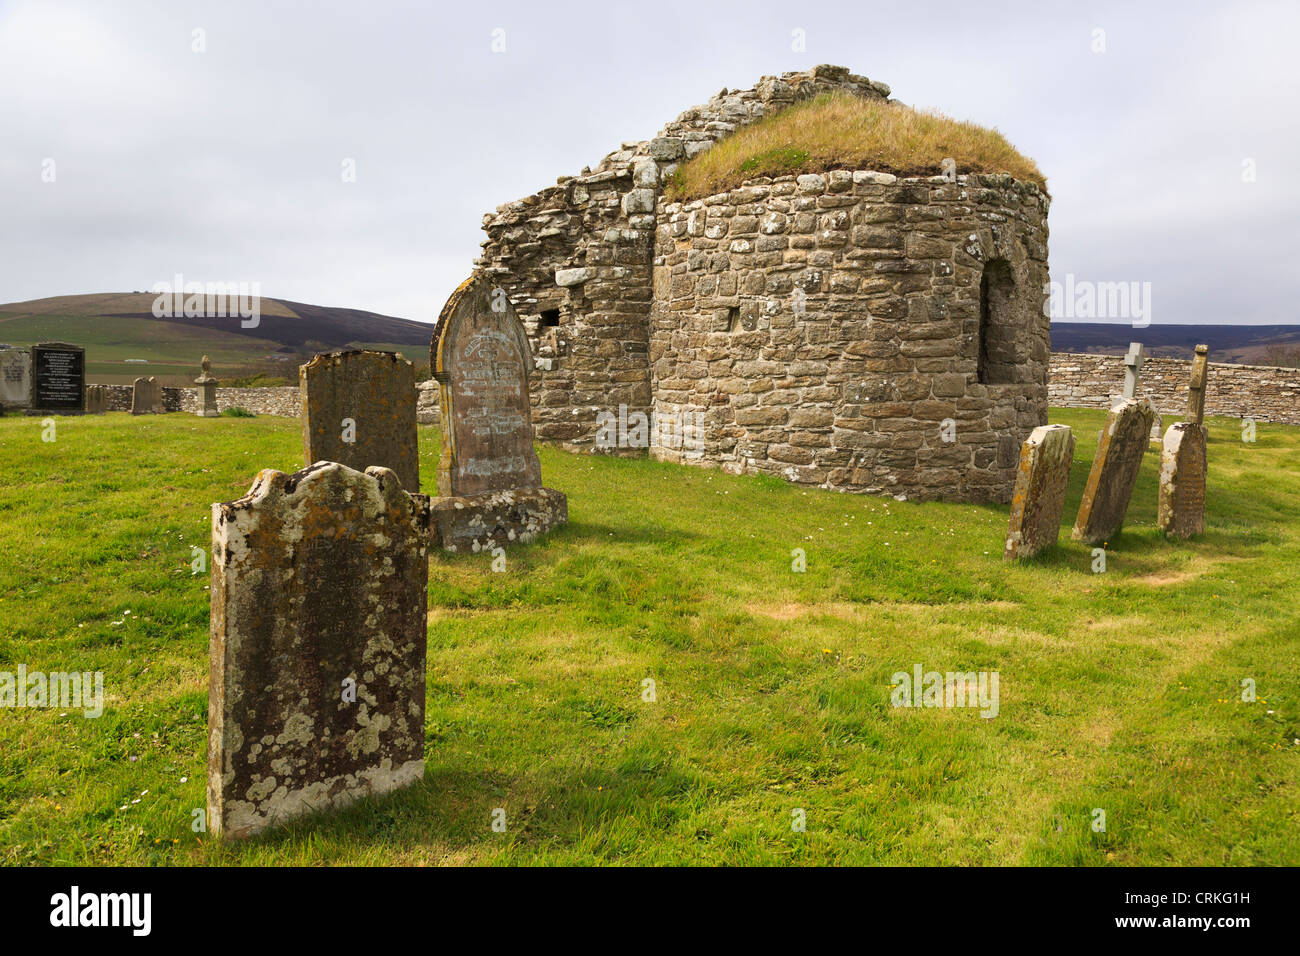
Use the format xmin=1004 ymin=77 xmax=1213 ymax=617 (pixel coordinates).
xmin=978 ymin=259 xmax=1017 ymax=385
xmin=540 ymin=309 xmax=560 ymax=328
xmin=727 ymin=306 xmax=741 ymax=332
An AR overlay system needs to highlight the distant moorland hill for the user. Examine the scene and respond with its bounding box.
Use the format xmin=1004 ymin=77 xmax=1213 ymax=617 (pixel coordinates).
xmin=0 ymin=292 xmax=434 ymax=385
xmin=1051 ymin=322 xmax=1300 ymax=367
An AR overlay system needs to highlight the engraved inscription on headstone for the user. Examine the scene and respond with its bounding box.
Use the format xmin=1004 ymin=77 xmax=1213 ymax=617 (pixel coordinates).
xmin=208 ymin=462 xmax=430 ymax=839
xmin=300 ymin=350 xmax=418 ymax=491
xmin=431 ymin=273 xmax=542 ymax=497
xmin=1004 ymin=424 xmax=1076 ymax=560
xmin=0 ymin=348 xmax=32 ymax=410
xmin=30 ymin=343 xmax=85 ymax=412
xmin=1158 ymin=422 xmax=1207 ymax=539
xmin=1072 ymin=398 xmax=1156 ymax=546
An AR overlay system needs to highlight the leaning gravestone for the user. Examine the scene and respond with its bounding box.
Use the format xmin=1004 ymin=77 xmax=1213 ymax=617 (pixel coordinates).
xmin=1004 ymin=424 xmax=1076 ymax=560
xmin=0 ymin=348 xmax=31 ymax=412
xmin=1187 ymin=344 xmax=1210 ymax=425
xmin=208 ymin=462 xmax=431 ymax=839
xmin=429 ymin=273 xmax=567 ymax=552
xmin=30 ymin=342 xmax=85 ymax=414
xmin=300 ymin=350 xmax=418 ymax=491
xmin=131 ymin=376 xmax=163 ymax=415
xmin=85 ymin=384 xmax=108 ymax=414
xmin=1072 ymin=398 xmax=1156 ymax=546
xmin=1157 ymin=422 xmax=1207 ymax=539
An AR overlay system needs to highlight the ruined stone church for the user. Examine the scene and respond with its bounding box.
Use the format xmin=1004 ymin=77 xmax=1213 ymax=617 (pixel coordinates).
xmin=473 ymin=64 xmax=1051 ymax=502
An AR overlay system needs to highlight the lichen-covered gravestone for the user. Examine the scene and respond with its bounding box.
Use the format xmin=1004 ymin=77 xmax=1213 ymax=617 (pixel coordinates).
xmin=208 ymin=462 xmax=430 ymax=839
xmin=0 ymin=348 xmax=32 ymax=413
xmin=194 ymin=355 xmax=219 ymax=417
xmin=131 ymin=376 xmax=162 ymax=415
xmin=429 ymin=273 xmax=567 ymax=552
xmin=1157 ymin=422 xmax=1207 ymax=539
xmin=300 ymin=350 xmax=418 ymax=492
xmin=85 ymin=384 xmax=109 ymax=414
xmin=1072 ymin=398 xmax=1156 ymax=546
xmin=1003 ymin=424 xmax=1075 ymax=560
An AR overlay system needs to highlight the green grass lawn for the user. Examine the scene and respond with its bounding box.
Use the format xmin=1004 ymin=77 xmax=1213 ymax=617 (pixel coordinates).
xmin=0 ymin=407 xmax=1296 ymax=865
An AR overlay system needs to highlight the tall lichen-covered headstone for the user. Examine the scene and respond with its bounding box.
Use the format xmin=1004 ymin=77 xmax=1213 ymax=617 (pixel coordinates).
xmin=1003 ymin=424 xmax=1075 ymax=560
xmin=1157 ymin=422 xmax=1207 ymax=538
xmin=300 ymin=350 xmax=418 ymax=491
xmin=429 ymin=273 xmax=567 ymax=552
xmin=131 ymin=376 xmax=162 ymax=415
xmin=1072 ymin=398 xmax=1156 ymax=546
xmin=1187 ymin=344 xmax=1210 ymax=425
xmin=208 ymin=462 xmax=431 ymax=839
xmin=30 ymin=343 xmax=84 ymax=414
xmin=194 ymin=355 xmax=219 ymax=417
xmin=0 ymin=348 xmax=32 ymax=413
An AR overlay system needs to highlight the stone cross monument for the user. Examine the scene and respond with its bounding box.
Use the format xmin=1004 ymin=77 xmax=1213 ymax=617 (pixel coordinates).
xmin=195 ymin=355 xmax=219 ymax=417
xmin=1122 ymin=341 xmax=1145 ymax=400
xmin=1187 ymin=344 xmax=1209 ymax=425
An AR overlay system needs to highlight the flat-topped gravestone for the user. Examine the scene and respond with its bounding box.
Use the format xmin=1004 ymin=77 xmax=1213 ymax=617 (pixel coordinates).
xmin=30 ymin=343 xmax=84 ymax=413
xmin=300 ymin=350 xmax=418 ymax=491
xmin=194 ymin=355 xmax=219 ymax=417
xmin=131 ymin=376 xmax=163 ymax=415
xmin=1004 ymin=424 xmax=1076 ymax=560
xmin=0 ymin=348 xmax=31 ymax=411
xmin=1188 ymin=344 xmax=1209 ymax=425
xmin=85 ymin=384 xmax=109 ymax=414
xmin=1072 ymin=398 xmax=1156 ymax=546
xmin=1158 ymin=422 xmax=1207 ymax=539
xmin=429 ymin=273 xmax=566 ymax=552
xmin=208 ymin=462 xmax=431 ymax=839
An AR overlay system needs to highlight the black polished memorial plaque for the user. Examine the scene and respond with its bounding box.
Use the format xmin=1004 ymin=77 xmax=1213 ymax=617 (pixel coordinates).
xmin=31 ymin=343 xmax=85 ymax=412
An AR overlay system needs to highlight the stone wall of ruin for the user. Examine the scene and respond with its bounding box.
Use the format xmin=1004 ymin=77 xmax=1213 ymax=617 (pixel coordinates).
xmin=475 ymin=65 xmax=892 ymax=453
xmin=649 ymin=170 xmax=1052 ymax=503
xmin=1048 ymin=352 xmax=1300 ymax=425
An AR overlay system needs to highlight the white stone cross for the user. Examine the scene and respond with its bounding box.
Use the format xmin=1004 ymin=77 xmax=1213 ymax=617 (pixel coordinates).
xmin=1122 ymin=341 xmax=1145 ymax=400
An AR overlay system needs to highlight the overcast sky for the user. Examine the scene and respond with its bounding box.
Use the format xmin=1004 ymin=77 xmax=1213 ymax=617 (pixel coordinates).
xmin=2 ymin=0 xmax=1297 ymax=325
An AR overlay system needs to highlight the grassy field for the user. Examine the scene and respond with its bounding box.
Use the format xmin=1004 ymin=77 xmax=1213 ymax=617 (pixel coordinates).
xmin=0 ymin=407 xmax=1296 ymax=865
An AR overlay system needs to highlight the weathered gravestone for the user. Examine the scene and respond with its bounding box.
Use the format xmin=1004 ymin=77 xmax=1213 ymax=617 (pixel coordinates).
xmin=300 ymin=350 xmax=418 ymax=491
xmin=1187 ymin=344 xmax=1210 ymax=425
xmin=1072 ymin=398 xmax=1156 ymax=546
xmin=208 ymin=461 xmax=430 ymax=839
xmin=0 ymin=348 xmax=31 ymax=412
xmin=429 ymin=273 xmax=567 ymax=552
xmin=1157 ymin=422 xmax=1207 ymax=539
xmin=30 ymin=342 xmax=85 ymax=414
xmin=195 ymin=355 xmax=219 ymax=417
xmin=1004 ymin=424 xmax=1076 ymax=560
xmin=131 ymin=376 xmax=163 ymax=415
xmin=1121 ymin=341 xmax=1144 ymax=401
xmin=85 ymin=384 xmax=109 ymax=414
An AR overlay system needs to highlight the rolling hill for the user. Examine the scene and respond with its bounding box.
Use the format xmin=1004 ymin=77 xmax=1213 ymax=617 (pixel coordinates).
xmin=1051 ymin=322 xmax=1300 ymax=365
xmin=0 ymin=292 xmax=435 ymax=385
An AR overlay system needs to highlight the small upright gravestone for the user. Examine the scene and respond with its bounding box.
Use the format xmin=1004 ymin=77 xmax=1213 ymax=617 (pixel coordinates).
xmin=0 ymin=348 xmax=32 ymax=413
xmin=30 ymin=342 xmax=85 ymax=414
xmin=429 ymin=273 xmax=567 ymax=552
xmin=131 ymin=376 xmax=163 ymax=415
xmin=208 ymin=462 xmax=431 ymax=839
xmin=300 ymin=350 xmax=418 ymax=491
xmin=1072 ymin=398 xmax=1156 ymax=546
xmin=1003 ymin=424 xmax=1076 ymax=560
xmin=85 ymin=384 xmax=109 ymax=414
xmin=194 ymin=355 xmax=219 ymax=417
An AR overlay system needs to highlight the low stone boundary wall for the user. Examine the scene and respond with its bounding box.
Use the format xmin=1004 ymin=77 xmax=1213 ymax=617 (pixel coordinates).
xmin=1048 ymin=352 xmax=1300 ymax=425
xmin=90 ymin=383 xmax=443 ymax=422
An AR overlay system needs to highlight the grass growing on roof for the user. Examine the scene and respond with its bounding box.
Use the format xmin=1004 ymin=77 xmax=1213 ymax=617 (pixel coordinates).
xmin=666 ymin=91 xmax=1047 ymax=202
xmin=0 ymin=408 xmax=1296 ymax=864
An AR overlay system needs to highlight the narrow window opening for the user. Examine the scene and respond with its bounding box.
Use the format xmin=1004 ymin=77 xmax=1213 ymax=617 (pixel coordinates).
xmin=977 ymin=259 xmax=1016 ymax=385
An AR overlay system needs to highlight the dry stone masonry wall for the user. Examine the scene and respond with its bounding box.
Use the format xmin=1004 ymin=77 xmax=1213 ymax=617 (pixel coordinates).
xmin=1049 ymin=352 xmax=1300 ymax=425
xmin=652 ymin=170 xmax=1051 ymax=502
